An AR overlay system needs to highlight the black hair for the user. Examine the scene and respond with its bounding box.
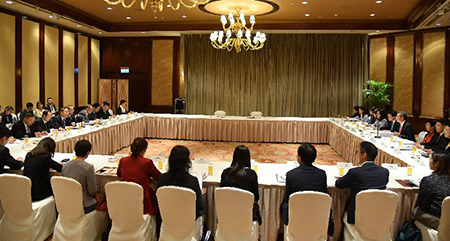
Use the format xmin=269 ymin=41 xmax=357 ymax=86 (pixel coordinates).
xmin=167 ymin=145 xmax=192 ymax=182
xmin=436 ymin=119 xmax=448 ymax=126
xmin=120 ymin=99 xmax=127 ymax=105
xmin=353 ymin=105 xmax=359 ymax=112
xmin=36 ymin=101 xmax=43 ymax=108
xmin=130 ymin=137 xmax=148 ymax=157
xmin=4 ymin=106 xmax=14 ymax=111
xmin=92 ymin=103 xmax=100 ymax=108
xmin=75 ymin=140 xmax=92 ymax=157
xmin=360 ymin=141 xmax=378 ymax=161
xmin=298 ymin=143 xmax=317 ymax=164
xmin=228 ymin=145 xmax=251 ymax=184
xmin=47 ymin=97 xmax=53 ymax=101
xmin=102 ymin=101 xmax=110 ymax=106
xmin=27 ymin=137 xmax=56 ymax=158
xmin=42 ymin=110 xmax=50 ymax=117
xmin=377 ymin=109 xmax=386 ymax=120
xmin=389 ymin=110 xmax=398 ymax=117
xmin=431 ymin=152 xmax=450 ymax=176
xmin=59 ymin=107 xmax=68 ymax=114
xmin=427 ymin=120 xmax=437 ymax=127
xmin=26 ymin=102 xmax=33 ymax=108
xmin=23 ymin=113 xmax=34 ymax=119
xmin=85 ymin=105 xmax=92 ymax=109
xmin=0 ymin=127 xmax=12 ymax=139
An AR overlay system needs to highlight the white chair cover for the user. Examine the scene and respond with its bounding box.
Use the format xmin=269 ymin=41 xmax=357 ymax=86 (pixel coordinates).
xmin=214 ymin=110 xmax=226 ymax=118
xmin=105 ymin=181 xmax=156 ymax=241
xmin=0 ymin=173 xmax=56 ymax=241
xmin=250 ymin=111 xmax=262 ymax=118
xmin=284 ymin=191 xmax=331 ymax=241
xmin=51 ymin=176 xmax=108 ymax=241
xmin=418 ymin=131 xmax=427 ymax=143
xmin=157 ymin=186 xmax=203 ymax=241
xmin=343 ymin=190 xmax=399 ymax=241
xmin=438 ymin=196 xmax=450 ymax=241
xmin=415 ymin=221 xmax=438 ymax=241
xmin=214 ymin=187 xmax=259 ymax=241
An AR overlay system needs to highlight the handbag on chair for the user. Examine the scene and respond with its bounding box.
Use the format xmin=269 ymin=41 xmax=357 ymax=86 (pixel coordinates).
xmin=396 ymin=221 xmax=421 ymax=241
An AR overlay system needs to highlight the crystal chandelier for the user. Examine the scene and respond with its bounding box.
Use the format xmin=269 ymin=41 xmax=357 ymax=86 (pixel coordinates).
xmin=210 ymin=8 xmax=267 ymax=53
xmin=103 ymin=0 xmax=210 ymax=13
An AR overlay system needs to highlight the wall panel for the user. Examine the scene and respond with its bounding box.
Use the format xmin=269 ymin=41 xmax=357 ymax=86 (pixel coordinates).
xmin=421 ymin=32 xmax=445 ymax=118
xmin=78 ymin=35 xmax=88 ymax=106
xmin=45 ymin=26 xmax=59 ymax=106
xmin=63 ymin=31 xmax=75 ymax=106
xmin=393 ymin=35 xmax=414 ymax=114
xmin=22 ymin=19 xmax=40 ymax=106
xmin=370 ymin=37 xmax=387 ymax=82
xmin=152 ymin=40 xmax=173 ymax=106
xmin=0 ymin=13 xmax=15 ymax=109
xmin=91 ymin=38 xmax=100 ymax=103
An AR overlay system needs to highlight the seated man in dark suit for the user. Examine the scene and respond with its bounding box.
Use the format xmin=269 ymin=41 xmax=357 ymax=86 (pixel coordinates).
xmin=51 ymin=107 xmax=69 ymax=130
xmin=19 ymin=102 xmax=34 ymax=121
xmin=393 ymin=111 xmax=415 ymax=141
xmin=335 ymin=141 xmax=389 ymax=224
xmin=280 ymin=143 xmax=333 ymax=235
xmin=117 ymin=99 xmax=128 ymax=115
xmin=0 ymin=127 xmax=23 ymax=174
xmin=34 ymin=110 xmax=52 ymax=133
xmin=11 ymin=113 xmax=42 ymax=139
xmin=381 ymin=110 xmax=400 ymax=132
xmin=422 ymin=120 xmax=450 ymax=153
xmin=65 ymin=105 xmax=77 ymax=126
xmin=76 ymin=105 xmax=94 ymax=122
xmin=45 ymin=97 xmax=57 ymax=114
xmin=97 ymin=101 xmax=112 ymax=120
xmin=91 ymin=103 xmax=101 ymax=120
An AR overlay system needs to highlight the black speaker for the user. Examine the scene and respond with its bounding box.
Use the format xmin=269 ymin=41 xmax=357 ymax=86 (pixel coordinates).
xmin=174 ymin=98 xmax=186 ymax=114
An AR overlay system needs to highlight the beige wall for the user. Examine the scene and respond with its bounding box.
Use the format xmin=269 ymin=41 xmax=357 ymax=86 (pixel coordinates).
xmin=63 ymin=31 xmax=75 ymax=107
xmin=22 ymin=20 xmax=40 ymax=107
xmin=78 ymin=35 xmax=88 ymax=106
xmin=0 ymin=13 xmax=15 ymax=110
xmin=91 ymin=39 xmax=100 ymax=103
xmin=421 ymin=32 xmax=445 ymax=118
xmin=393 ymin=35 xmax=414 ymax=115
xmin=369 ymin=37 xmax=387 ymax=82
xmin=45 ymin=26 xmax=59 ymax=107
xmin=152 ymin=40 xmax=174 ymax=106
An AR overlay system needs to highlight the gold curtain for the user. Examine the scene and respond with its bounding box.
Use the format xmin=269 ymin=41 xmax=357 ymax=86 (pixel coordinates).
xmin=184 ymin=34 xmax=368 ymax=117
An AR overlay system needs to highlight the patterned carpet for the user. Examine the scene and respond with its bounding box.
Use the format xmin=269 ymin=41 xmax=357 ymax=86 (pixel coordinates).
xmin=115 ymin=139 xmax=344 ymax=165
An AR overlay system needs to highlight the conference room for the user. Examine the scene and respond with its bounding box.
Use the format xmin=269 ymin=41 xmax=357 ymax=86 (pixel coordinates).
xmin=0 ymin=0 xmax=450 ymax=240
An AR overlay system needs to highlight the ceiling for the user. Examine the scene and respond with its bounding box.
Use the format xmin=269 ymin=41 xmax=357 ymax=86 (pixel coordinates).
xmin=0 ymin=0 xmax=448 ymax=36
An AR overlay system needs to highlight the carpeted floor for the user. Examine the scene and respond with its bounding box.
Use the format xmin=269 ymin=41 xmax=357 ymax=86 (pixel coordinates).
xmin=115 ymin=139 xmax=345 ymax=165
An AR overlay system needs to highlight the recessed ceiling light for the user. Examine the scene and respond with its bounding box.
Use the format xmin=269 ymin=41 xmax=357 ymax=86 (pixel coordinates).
xmin=99 ymin=32 xmax=102 ymax=34
xmin=302 ymin=1 xmax=308 ymax=4
xmin=22 ymin=16 xmax=27 ymax=19
xmin=376 ymin=30 xmax=381 ymax=33
xmin=141 ymin=31 xmax=146 ymax=33
xmin=167 ymin=4 xmax=171 ymax=7
xmin=161 ymin=17 xmax=164 ymax=19
xmin=182 ymin=15 xmax=187 ymax=18
xmin=49 ymin=15 xmax=53 ymax=18
xmin=305 ymin=13 xmax=310 ymax=17
xmin=107 ymin=7 xmax=113 ymax=10
xmin=436 ymin=23 xmax=441 ymax=26
xmin=154 ymin=16 xmax=157 ymax=19
xmin=77 ymin=24 xmax=81 ymax=27
xmin=376 ymin=0 xmax=382 ymax=3
xmin=318 ymin=15 xmax=322 ymax=18
xmin=5 ymin=1 xmax=13 ymax=4
xmin=370 ymin=13 xmax=376 ymax=17
xmin=290 ymin=3 xmax=293 ymax=6
xmin=126 ymin=16 xmax=131 ymax=20
xmin=334 ymin=14 xmax=338 ymax=17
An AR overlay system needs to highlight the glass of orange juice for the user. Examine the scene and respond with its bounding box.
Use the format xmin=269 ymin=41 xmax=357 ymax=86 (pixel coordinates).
xmin=208 ymin=163 xmax=214 ymax=176
xmin=412 ymin=146 xmax=417 ymax=153
xmin=407 ymin=165 xmax=413 ymax=176
xmin=24 ymin=135 xmax=29 ymax=145
xmin=158 ymin=160 xmax=163 ymax=170
xmin=390 ymin=136 xmax=395 ymax=142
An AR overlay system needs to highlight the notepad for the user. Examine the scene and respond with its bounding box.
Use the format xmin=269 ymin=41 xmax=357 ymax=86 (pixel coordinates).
xmin=276 ymin=174 xmax=286 ymax=183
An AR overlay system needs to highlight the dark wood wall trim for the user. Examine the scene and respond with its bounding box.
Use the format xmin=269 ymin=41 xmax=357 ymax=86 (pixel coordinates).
xmin=15 ymin=17 xmax=22 ymax=112
xmin=39 ymin=22 xmax=45 ymax=103
xmin=74 ymin=34 xmax=79 ymax=108
xmin=173 ymin=37 xmax=180 ymax=101
xmin=407 ymin=0 xmax=446 ymax=29
xmin=445 ymin=29 xmax=450 ymax=111
xmin=412 ymin=32 xmax=423 ymax=118
xmin=88 ymin=37 xmax=92 ymax=104
xmin=386 ymin=36 xmax=395 ymax=108
xmin=58 ymin=27 xmax=64 ymax=109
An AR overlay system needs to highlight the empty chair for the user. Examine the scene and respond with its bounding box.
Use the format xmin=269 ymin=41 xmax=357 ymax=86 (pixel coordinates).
xmin=250 ymin=111 xmax=262 ymax=118
xmin=0 ymin=173 xmax=57 ymax=241
xmin=284 ymin=191 xmax=332 ymax=241
xmin=215 ymin=187 xmax=259 ymax=241
xmin=157 ymin=186 xmax=203 ymax=241
xmin=343 ymin=190 xmax=399 ymax=241
xmin=51 ymin=176 xmax=108 ymax=241
xmin=415 ymin=196 xmax=450 ymax=241
xmin=214 ymin=110 xmax=226 ymax=118
xmin=105 ymin=181 xmax=157 ymax=241
xmin=417 ymin=131 xmax=427 ymax=144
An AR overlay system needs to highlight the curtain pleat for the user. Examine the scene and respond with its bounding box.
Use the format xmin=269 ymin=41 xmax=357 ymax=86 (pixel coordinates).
xmin=184 ymin=34 xmax=368 ymax=117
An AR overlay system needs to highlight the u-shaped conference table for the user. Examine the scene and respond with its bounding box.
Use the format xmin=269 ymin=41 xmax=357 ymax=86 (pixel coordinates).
xmin=5 ymin=114 xmax=431 ymax=241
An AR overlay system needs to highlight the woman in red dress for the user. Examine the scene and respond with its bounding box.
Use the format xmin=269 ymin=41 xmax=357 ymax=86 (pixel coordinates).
xmin=117 ymin=137 xmax=161 ymax=215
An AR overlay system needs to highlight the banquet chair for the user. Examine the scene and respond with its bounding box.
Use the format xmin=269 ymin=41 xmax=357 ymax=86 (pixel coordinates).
xmin=415 ymin=196 xmax=450 ymax=241
xmin=157 ymin=186 xmax=203 ymax=241
xmin=343 ymin=190 xmax=399 ymax=241
xmin=0 ymin=173 xmax=57 ymax=241
xmin=214 ymin=187 xmax=259 ymax=241
xmin=417 ymin=131 xmax=427 ymax=144
xmin=214 ymin=110 xmax=226 ymax=118
xmin=105 ymin=181 xmax=157 ymax=241
xmin=250 ymin=111 xmax=262 ymax=118
xmin=51 ymin=176 xmax=108 ymax=241
xmin=284 ymin=191 xmax=331 ymax=241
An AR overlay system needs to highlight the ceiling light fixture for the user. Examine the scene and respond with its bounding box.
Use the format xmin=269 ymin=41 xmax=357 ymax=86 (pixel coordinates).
xmin=302 ymin=1 xmax=308 ymax=4
xmin=376 ymin=30 xmax=381 ymax=33
xmin=99 ymin=32 xmax=102 ymax=34
xmin=182 ymin=15 xmax=187 ymax=18
xmin=334 ymin=14 xmax=338 ymax=17
xmin=436 ymin=23 xmax=442 ymax=26
xmin=5 ymin=0 xmax=13 ymax=4
xmin=376 ymin=0 xmax=382 ymax=3
xmin=49 ymin=15 xmax=53 ymax=18
xmin=305 ymin=13 xmax=310 ymax=17
xmin=210 ymin=8 xmax=266 ymax=53
xmin=107 ymin=7 xmax=113 ymax=10
xmin=141 ymin=31 xmax=146 ymax=33
xmin=126 ymin=16 xmax=131 ymax=19
xmin=103 ymin=0 xmax=210 ymax=13
xmin=77 ymin=24 xmax=81 ymax=27
xmin=370 ymin=13 xmax=376 ymax=17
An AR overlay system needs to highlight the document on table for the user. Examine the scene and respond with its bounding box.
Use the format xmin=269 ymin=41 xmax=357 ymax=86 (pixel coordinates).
xmin=276 ymin=173 xmax=286 ymax=183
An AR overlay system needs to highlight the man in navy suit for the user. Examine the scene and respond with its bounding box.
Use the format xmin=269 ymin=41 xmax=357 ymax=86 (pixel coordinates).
xmin=393 ymin=111 xmax=415 ymax=142
xmin=281 ymin=143 xmax=333 ymax=235
xmin=335 ymin=141 xmax=389 ymax=224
